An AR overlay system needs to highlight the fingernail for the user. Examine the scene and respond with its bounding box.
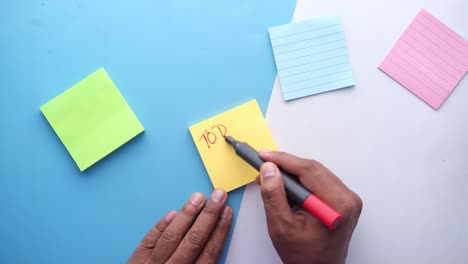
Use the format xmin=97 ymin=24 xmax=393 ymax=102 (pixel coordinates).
xmin=190 ymin=193 xmax=204 ymax=206
xmin=261 ymin=163 xmax=276 ymax=178
xmin=211 ymin=189 xmax=225 ymax=203
xmin=221 ymin=207 xmax=231 ymax=219
xmin=165 ymin=210 xmax=177 ymax=222
xmin=259 ymin=149 xmax=272 ymax=154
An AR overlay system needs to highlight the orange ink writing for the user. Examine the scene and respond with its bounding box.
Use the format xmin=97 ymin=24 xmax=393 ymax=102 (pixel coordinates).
xmin=199 ymin=124 xmax=228 ymax=148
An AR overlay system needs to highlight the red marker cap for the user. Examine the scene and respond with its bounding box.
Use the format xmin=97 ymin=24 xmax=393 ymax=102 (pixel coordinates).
xmin=302 ymin=194 xmax=342 ymax=230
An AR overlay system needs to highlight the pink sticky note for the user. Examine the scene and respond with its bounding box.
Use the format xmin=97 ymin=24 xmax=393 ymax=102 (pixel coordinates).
xmin=379 ymin=9 xmax=468 ymax=110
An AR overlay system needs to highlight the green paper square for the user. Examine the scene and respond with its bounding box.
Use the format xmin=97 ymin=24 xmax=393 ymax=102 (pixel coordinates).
xmin=40 ymin=68 xmax=144 ymax=171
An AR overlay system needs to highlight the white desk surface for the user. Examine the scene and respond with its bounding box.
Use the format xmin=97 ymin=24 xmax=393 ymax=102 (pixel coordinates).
xmin=226 ymin=0 xmax=468 ymax=263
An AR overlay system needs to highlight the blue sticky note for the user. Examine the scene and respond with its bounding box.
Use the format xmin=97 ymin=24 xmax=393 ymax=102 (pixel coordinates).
xmin=269 ymin=16 xmax=355 ymax=100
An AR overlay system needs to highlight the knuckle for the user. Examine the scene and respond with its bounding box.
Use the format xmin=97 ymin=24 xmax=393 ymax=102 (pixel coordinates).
xmin=275 ymin=151 xmax=290 ymax=162
xmin=352 ymin=192 xmax=364 ymax=213
xmin=302 ymin=159 xmax=320 ymax=171
xmin=161 ymin=229 xmax=179 ymax=244
xmin=186 ymin=230 xmax=206 ymax=249
xmin=276 ymin=151 xmax=287 ymax=158
xmin=350 ymin=192 xmax=363 ymax=215
xmin=340 ymin=199 xmax=354 ymax=214
xmin=181 ymin=204 xmax=198 ymax=217
xmin=202 ymin=203 xmax=219 ymax=217
xmin=340 ymin=192 xmax=363 ymax=216
xmin=215 ymin=218 xmax=231 ymax=232
xmin=155 ymin=222 xmax=167 ymax=234
xmin=139 ymin=237 xmax=154 ymax=250
xmin=203 ymin=243 xmax=222 ymax=261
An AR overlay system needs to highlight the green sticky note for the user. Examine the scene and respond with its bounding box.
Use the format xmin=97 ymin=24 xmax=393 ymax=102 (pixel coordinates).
xmin=40 ymin=68 xmax=144 ymax=171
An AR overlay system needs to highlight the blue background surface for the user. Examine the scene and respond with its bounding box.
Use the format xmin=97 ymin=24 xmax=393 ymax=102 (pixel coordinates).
xmin=0 ymin=1 xmax=294 ymax=263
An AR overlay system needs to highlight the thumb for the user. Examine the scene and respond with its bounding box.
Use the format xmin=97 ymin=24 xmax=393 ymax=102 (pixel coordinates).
xmin=260 ymin=162 xmax=295 ymax=226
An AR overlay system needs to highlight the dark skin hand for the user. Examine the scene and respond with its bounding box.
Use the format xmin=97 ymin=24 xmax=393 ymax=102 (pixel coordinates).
xmin=128 ymin=189 xmax=232 ymax=264
xmin=256 ymin=150 xmax=363 ymax=264
xmin=129 ymin=151 xmax=362 ymax=264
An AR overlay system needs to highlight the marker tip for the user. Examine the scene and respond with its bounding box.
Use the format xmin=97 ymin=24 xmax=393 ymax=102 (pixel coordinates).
xmin=225 ymin=135 xmax=236 ymax=145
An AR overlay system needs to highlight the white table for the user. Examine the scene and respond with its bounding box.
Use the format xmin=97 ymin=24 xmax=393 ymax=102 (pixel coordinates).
xmin=226 ymin=0 xmax=468 ymax=263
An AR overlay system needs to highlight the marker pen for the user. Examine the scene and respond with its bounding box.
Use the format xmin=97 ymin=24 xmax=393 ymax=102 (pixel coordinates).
xmin=225 ymin=135 xmax=342 ymax=230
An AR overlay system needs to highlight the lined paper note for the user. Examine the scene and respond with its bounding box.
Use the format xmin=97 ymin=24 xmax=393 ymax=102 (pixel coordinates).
xmin=379 ymin=9 xmax=468 ymax=110
xmin=269 ymin=16 xmax=354 ymax=101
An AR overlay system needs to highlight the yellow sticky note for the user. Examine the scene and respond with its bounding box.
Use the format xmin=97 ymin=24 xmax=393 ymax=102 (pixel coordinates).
xmin=189 ymin=99 xmax=276 ymax=192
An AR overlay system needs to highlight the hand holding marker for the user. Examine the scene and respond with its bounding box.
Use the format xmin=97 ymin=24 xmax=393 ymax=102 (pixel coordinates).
xmin=225 ymin=135 xmax=342 ymax=230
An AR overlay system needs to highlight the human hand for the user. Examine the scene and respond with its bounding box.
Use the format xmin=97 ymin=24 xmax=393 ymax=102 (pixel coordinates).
xmin=128 ymin=189 xmax=232 ymax=264
xmin=257 ymin=151 xmax=363 ymax=264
